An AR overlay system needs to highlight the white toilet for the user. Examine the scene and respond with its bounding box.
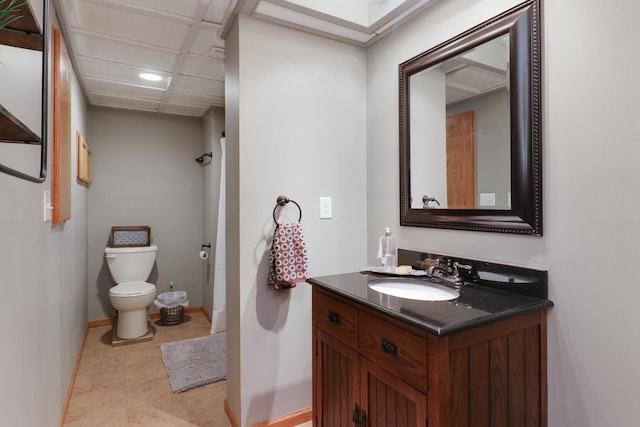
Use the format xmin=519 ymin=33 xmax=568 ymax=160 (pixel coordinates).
xmin=104 ymin=245 xmax=158 ymax=339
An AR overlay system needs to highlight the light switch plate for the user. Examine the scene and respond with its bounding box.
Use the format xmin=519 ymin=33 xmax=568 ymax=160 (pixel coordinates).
xmin=43 ymin=190 xmax=52 ymax=222
xmin=480 ymin=193 xmax=496 ymax=207
xmin=320 ymin=197 xmax=332 ymax=219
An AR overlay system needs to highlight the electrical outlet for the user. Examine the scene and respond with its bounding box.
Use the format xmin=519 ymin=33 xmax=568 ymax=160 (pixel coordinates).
xmin=320 ymin=197 xmax=332 ymax=219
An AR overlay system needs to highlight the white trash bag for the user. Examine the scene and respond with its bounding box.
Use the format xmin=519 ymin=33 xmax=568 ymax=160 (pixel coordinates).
xmin=154 ymin=291 xmax=189 ymax=309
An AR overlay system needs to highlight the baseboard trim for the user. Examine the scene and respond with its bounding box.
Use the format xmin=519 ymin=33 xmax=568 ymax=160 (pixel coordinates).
xmin=87 ymin=317 xmax=114 ymax=328
xmin=87 ymin=305 xmax=205 ymax=328
xmin=201 ymin=305 xmax=212 ymax=324
xmin=253 ymin=406 xmax=312 ymax=427
xmin=224 ymin=400 xmax=312 ymax=427
xmin=225 ymin=399 xmax=240 ymax=427
xmin=58 ymin=323 xmax=90 ymax=427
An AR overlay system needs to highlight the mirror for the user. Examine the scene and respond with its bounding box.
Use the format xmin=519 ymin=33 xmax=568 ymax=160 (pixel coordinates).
xmin=0 ymin=0 xmax=49 ymax=183
xmin=399 ymin=0 xmax=541 ymax=235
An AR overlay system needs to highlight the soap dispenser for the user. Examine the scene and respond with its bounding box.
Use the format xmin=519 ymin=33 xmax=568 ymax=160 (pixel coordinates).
xmin=377 ymin=227 xmax=397 ymax=272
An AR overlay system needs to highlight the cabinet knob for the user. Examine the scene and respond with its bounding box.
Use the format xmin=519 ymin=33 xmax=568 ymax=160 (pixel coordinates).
xmin=328 ymin=311 xmax=340 ymax=325
xmin=381 ymin=337 xmax=398 ymax=358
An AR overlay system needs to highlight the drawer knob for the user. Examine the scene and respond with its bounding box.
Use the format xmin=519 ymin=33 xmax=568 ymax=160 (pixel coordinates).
xmin=381 ymin=337 xmax=398 ymax=358
xmin=328 ymin=311 xmax=340 ymax=325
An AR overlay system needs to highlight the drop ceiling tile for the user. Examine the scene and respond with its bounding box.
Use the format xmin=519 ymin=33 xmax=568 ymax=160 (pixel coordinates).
xmin=84 ymin=78 xmax=165 ymax=101
xmin=181 ymin=55 xmax=224 ymax=81
xmin=119 ymin=0 xmax=201 ymax=18
xmin=203 ymin=0 xmax=232 ymax=25
xmin=447 ymin=67 xmax=505 ymax=93
xmin=446 ymin=86 xmax=474 ymax=104
xmin=161 ymin=102 xmax=210 ymax=117
xmin=172 ymin=76 xmax=224 ymax=97
xmin=79 ymin=57 xmax=171 ymax=90
xmin=166 ymin=90 xmax=222 ymax=106
xmin=65 ymin=0 xmax=190 ymax=50
xmin=72 ymin=33 xmax=178 ymax=72
xmin=190 ymin=25 xmax=225 ymax=58
xmin=90 ymin=92 xmax=162 ymax=111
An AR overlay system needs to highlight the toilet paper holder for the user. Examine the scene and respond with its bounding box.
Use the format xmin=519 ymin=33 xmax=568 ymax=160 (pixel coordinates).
xmin=199 ymin=243 xmax=211 ymax=261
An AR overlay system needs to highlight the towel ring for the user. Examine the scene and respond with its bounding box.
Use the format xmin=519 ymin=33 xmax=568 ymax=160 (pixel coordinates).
xmin=273 ymin=195 xmax=302 ymax=224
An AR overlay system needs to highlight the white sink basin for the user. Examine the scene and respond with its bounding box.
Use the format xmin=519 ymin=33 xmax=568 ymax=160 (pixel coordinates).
xmin=368 ymin=279 xmax=459 ymax=301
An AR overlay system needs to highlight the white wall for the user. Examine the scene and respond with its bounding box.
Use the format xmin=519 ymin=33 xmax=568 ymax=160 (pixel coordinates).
xmin=410 ymin=69 xmax=447 ymax=208
xmin=0 ymin=31 xmax=89 ymax=426
xmin=87 ymin=108 xmax=205 ymax=320
xmin=226 ymin=15 xmax=368 ymax=426
xmin=367 ymin=0 xmax=640 ymax=425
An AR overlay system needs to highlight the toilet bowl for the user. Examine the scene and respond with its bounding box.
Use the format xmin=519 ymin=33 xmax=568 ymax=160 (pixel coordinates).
xmin=105 ymin=245 xmax=158 ymax=339
xmin=109 ymin=281 xmax=156 ymax=339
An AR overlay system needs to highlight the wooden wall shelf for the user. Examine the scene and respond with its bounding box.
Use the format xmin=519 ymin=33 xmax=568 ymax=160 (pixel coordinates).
xmin=0 ymin=104 xmax=40 ymax=144
xmin=0 ymin=3 xmax=42 ymax=51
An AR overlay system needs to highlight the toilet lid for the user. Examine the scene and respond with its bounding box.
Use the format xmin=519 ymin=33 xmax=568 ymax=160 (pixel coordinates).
xmin=110 ymin=281 xmax=156 ymax=296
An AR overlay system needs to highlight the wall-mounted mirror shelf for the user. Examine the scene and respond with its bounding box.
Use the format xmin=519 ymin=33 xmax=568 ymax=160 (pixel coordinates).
xmin=0 ymin=0 xmax=49 ymax=183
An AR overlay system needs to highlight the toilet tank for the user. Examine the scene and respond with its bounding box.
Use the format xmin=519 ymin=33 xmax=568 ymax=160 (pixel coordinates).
xmin=105 ymin=245 xmax=158 ymax=283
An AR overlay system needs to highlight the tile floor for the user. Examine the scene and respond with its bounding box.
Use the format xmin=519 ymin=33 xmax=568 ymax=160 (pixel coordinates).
xmin=63 ymin=312 xmax=312 ymax=426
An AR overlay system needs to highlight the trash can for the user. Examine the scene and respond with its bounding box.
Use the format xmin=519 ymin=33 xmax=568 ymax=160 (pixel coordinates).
xmin=154 ymin=291 xmax=189 ymax=325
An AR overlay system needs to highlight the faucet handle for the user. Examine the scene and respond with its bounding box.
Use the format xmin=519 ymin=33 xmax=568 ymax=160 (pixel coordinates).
xmin=452 ymin=262 xmax=472 ymax=285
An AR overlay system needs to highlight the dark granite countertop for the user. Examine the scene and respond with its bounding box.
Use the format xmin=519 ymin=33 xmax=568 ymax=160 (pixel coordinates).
xmin=307 ymin=271 xmax=553 ymax=336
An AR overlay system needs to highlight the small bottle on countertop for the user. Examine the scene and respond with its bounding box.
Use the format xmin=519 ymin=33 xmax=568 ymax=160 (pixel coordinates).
xmin=169 ymin=281 xmax=174 ymax=291
xmin=377 ymin=227 xmax=397 ymax=272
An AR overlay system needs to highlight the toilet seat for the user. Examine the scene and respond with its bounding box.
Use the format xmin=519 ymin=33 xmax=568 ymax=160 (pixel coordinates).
xmin=110 ymin=281 xmax=156 ymax=297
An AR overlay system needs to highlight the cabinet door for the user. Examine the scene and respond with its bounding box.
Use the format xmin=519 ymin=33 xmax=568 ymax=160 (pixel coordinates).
xmin=316 ymin=330 xmax=361 ymax=427
xmin=361 ymin=358 xmax=428 ymax=427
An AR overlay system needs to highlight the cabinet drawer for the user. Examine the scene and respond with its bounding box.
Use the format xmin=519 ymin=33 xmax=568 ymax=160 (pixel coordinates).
xmin=358 ymin=312 xmax=427 ymax=392
xmin=313 ymin=290 xmax=357 ymax=345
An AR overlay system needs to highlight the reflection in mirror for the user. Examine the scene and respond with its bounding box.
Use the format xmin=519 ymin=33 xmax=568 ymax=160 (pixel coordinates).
xmin=411 ymin=35 xmax=510 ymax=210
xmin=0 ymin=0 xmax=48 ymax=182
xmin=400 ymin=0 xmax=541 ymax=235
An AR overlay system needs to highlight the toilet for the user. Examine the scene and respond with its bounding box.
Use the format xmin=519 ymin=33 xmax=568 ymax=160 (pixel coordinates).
xmin=104 ymin=245 xmax=158 ymax=339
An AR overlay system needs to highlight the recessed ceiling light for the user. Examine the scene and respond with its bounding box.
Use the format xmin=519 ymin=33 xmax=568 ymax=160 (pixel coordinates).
xmin=139 ymin=72 xmax=162 ymax=82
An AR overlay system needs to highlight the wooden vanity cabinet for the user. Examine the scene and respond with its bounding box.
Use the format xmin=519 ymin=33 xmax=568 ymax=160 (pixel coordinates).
xmin=312 ymin=287 xmax=547 ymax=427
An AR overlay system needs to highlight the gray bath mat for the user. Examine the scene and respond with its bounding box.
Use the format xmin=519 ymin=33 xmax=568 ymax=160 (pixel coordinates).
xmin=160 ymin=332 xmax=226 ymax=393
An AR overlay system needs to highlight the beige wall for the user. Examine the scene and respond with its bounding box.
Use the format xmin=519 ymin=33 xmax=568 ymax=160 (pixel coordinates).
xmin=226 ymin=15 xmax=368 ymax=426
xmin=367 ymin=0 xmax=640 ymax=425
xmin=87 ymin=108 xmax=205 ymax=320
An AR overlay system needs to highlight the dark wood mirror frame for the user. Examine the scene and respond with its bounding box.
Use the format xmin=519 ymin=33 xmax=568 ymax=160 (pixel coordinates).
xmin=399 ymin=0 xmax=541 ymax=235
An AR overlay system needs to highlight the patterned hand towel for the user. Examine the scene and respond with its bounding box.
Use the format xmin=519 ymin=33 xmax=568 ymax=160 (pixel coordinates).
xmin=268 ymin=222 xmax=308 ymax=290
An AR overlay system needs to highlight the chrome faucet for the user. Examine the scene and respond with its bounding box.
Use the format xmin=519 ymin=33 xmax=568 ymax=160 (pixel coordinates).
xmin=425 ymin=259 xmax=473 ymax=287
xmin=422 ymin=195 xmax=440 ymax=208
xmin=427 ymin=264 xmax=448 ymax=276
xmin=425 ymin=258 xmax=452 ymax=277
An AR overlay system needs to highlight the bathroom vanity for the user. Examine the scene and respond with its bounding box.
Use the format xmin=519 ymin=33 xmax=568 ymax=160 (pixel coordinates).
xmin=307 ymin=257 xmax=552 ymax=427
